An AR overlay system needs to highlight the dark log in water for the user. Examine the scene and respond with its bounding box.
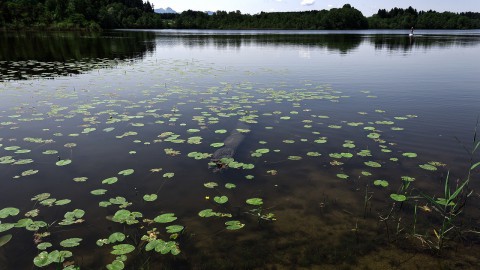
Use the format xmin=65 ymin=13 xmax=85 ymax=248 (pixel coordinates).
xmin=211 ymin=121 xmax=249 ymax=171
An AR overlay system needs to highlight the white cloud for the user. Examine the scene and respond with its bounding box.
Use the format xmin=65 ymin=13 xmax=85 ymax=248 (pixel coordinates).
xmin=301 ymin=0 xmax=315 ymax=6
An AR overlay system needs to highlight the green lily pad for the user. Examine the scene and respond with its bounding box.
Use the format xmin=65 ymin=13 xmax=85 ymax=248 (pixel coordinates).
xmin=246 ymin=198 xmax=263 ymax=206
xmin=214 ymin=196 xmax=228 ymax=204
xmin=118 ymin=169 xmax=134 ymax=176
xmin=143 ymin=194 xmax=157 ymax=202
xmin=102 ymin=177 xmax=118 ymax=185
xmin=210 ymin=142 xmax=225 ymax=148
xmin=225 ymin=183 xmax=236 ymax=189
xmin=198 ymin=209 xmax=217 ymax=218
xmin=390 ymin=194 xmax=407 ymax=202
xmin=55 ymin=199 xmax=71 ymax=206
xmin=0 ymin=223 xmax=15 ymax=233
xmin=111 ymin=244 xmax=135 ymax=255
xmin=60 ymin=238 xmax=82 ymax=248
xmin=37 ymin=242 xmax=52 ymax=250
xmin=106 ymin=260 xmax=125 ymax=270
xmin=419 ymin=164 xmax=437 ymax=171
xmin=56 ymin=159 xmax=72 ymax=166
xmin=373 ymin=180 xmax=389 ymax=187
xmin=364 ymin=161 xmax=382 ymax=168
xmin=166 ymin=225 xmax=184 ymax=234
xmin=336 ymin=173 xmax=349 ymax=179
xmin=154 ymin=213 xmax=177 ymax=223
xmin=225 ymin=220 xmax=245 ymax=230
xmin=91 ymin=189 xmax=107 ymax=195
xmin=204 ymin=182 xmax=218 ymax=188
xmin=402 ymin=152 xmax=417 ymax=158
xmin=108 ymin=232 xmax=126 ymax=244
xmin=0 ymin=207 xmax=20 ymax=218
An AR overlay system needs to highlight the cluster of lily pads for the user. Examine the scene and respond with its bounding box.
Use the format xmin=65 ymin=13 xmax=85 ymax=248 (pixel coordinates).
xmin=0 ymin=57 xmax=458 ymax=269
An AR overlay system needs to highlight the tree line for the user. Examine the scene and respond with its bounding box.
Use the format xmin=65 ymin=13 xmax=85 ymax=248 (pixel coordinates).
xmin=0 ymin=0 xmax=163 ymax=30
xmin=368 ymin=6 xmax=480 ymax=29
xmin=1 ymin=1 xmax=479 ymax=30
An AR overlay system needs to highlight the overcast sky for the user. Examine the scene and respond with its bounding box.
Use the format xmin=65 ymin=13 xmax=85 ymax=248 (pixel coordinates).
xmin=150 ymin=0 xmax=480 ymax=16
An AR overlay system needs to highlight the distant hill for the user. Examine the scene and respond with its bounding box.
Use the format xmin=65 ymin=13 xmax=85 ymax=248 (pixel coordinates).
xmin=155 ymin=7 xmax=178 ymax=14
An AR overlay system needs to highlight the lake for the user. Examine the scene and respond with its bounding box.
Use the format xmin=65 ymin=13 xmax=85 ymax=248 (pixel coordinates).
xmin=0 ymin=29 xmax=480 ymax=269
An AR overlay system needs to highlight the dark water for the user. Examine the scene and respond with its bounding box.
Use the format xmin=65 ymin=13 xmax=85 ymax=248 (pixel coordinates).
xmin=0 ymin=30 xmax=480 ymax=269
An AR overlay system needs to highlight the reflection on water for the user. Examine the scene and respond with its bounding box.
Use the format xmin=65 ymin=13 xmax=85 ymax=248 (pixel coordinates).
xmin=2 ymin=30 xmax=480 ymax=81
xmin=0 ymin=31 xmax=156 ymax=81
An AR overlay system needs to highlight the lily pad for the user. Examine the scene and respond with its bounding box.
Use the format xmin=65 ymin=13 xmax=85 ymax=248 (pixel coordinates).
xmin=402 ymin=152 xmax=417 ymax=158
xmin=166 ymin=225 xmax=184 ymax=234
xmin=225 ymin=220 xmax=245 ymax=230
xmin=143 ymin=194 xmax=158 ymax=202
xmin=0 ymin=207 xmax=20 ymax=218
xmin=91 ymin=189 xmax=107 ymax=195
xmin=111 ymin=244 xmax=135 ymax=255
xmin=214 ymin=196 xmax=228 ymax=204
xmin=373 ymin=180 xmax=389 ymax=187
xmin=118 ymin=169 xmax=134 ymax=176
xmin=60 ymin=238 xmax=82 ymax=248
xmin=364 ymin=161 xmax=382 ymax=168
xmin=56 ymin=159 xmax=72 ymax=166
xmin=246 ymin=198 xmax=263 ymax=206
xmin=390 ymin=194 xmax=407 ymax=202
xmin=419 ymin=164 xmax=437 ymax=171
xmin=102 ymin=177 xmax=118 ymax=185
xmin=154 ymin=213 xmax=177 ymax=223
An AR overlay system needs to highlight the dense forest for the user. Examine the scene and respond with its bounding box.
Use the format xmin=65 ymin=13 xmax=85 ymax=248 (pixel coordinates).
xmin=0 ymin=0 xmax=163 ymax=30
xmin=1 ymin=1 xmax=479 ymax=30
xmin=169 ymin=4 xmax=367 ymax=30
xmin=368 ymin=6 xmax=480 ymax=29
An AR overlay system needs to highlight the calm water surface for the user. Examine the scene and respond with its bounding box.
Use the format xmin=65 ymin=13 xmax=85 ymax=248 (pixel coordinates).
xmin=0 ymin=30 xmax=480 ymax=269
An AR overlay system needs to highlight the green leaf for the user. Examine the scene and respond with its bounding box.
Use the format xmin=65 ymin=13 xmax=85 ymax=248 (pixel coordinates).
xmin=33 ymin=251 xmax=51 ymax=267
xmin=225 ymin=183 xmax=236 ymax=189
xmin=0 ymin=223 xmax=15 ymax=233
xmin=364 ymin=161 xmax=382 ymax=168
xmin=55 ymin=199 xmax=71 ymax=206
xmin=210 ymin=142 xmax=225 ymax=148
xmin=163 ymin=172 xmax=174 ymax=178
xmin=0 ymin=234 xmax=12 ymax=247
xmin=118 ymin=169 xmax=134 ymax=176
xmin=390 ymin=194 xmax=407 ymax=202
xmin=56 ymin=159 xmax=72 ymax=166
xmin=336 ymin=173 xmax=349 ymax=179
xmin=419 ymin=164 xmax=437 ymax=171
xmin=203 ymin=182 xmax=218 ymax=188
xmin=0 ymin=207 xmax=20 ymax=218
xmin=143 ymin=194 xmax=157 ymax=202
xmin=91 ymin=189 xmax=107 ymax=195
xmin=111 ymin=244 xmax=135 ymax=255
xmin=37 ymin=242 xmax=52 ymax=250
xmin=108 ymin=232 xmax=126 ymax=244
xmin=373 ymin=180 xmax=389 ymax=187
xmin=225 ymin=220 xmax=245 ymax=230
xmin=102 ymin=177 xmax=118 ymax=185
xmin=214 ymin=196 xmax=228 ymax=204
xmin=166 ymin=225 xmax=184 ymax=234
xmin=246 ymin=198 xmax=263 ymax=206
xmin=106 ymin=260 xmax=125 ymax=270
xmin=198 ymin=209 xmax=217 ymax=218
xmin=60 ymin=238 xmax=82 ymax=248
xmin=402 ymin=152 xmax=417 ymax=158
xmin=154 ymin=213 xmax=177 ymax=223
xmin=471 ymin=161 xmax=480 ymax=171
